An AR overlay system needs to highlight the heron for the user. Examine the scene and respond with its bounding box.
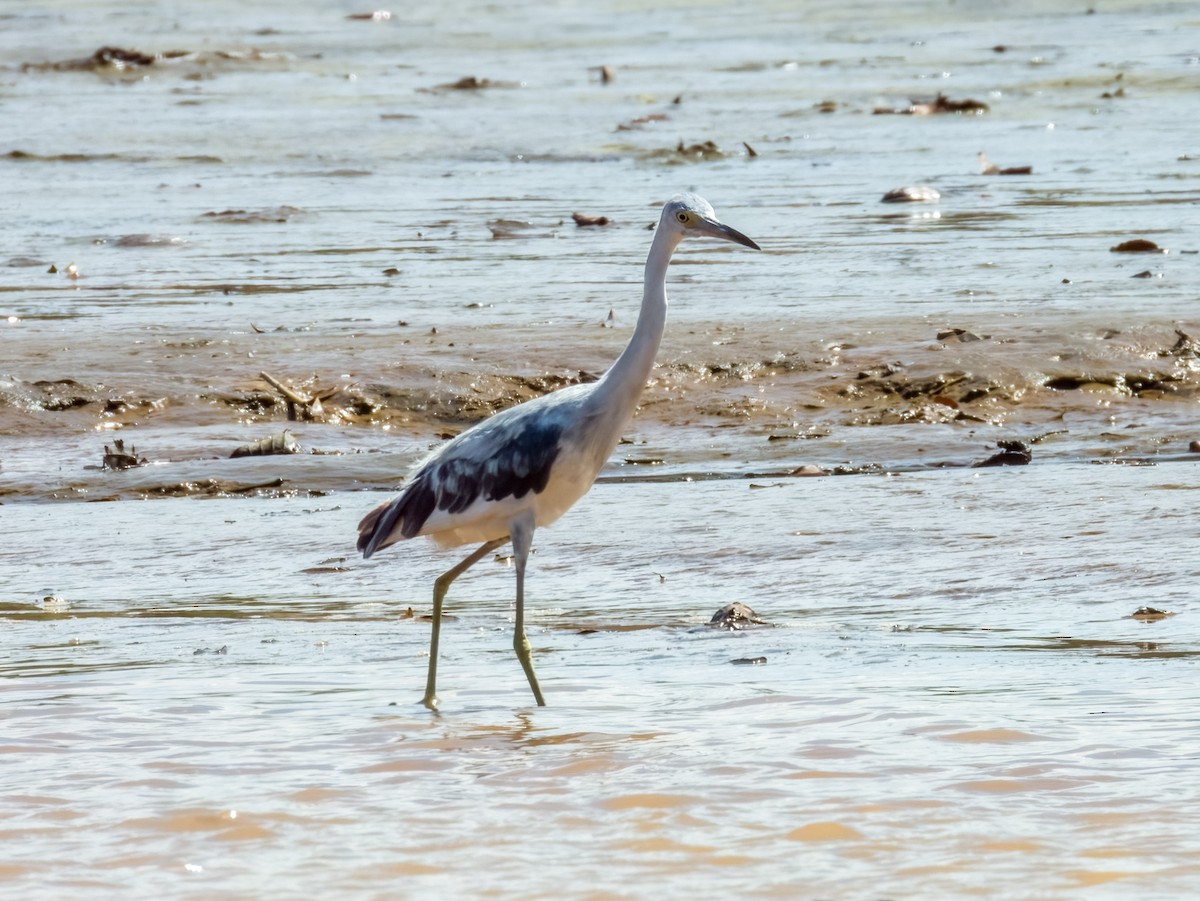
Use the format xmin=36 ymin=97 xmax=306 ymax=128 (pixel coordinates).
xmin=358 ymin=193 xmax=760 ymax=709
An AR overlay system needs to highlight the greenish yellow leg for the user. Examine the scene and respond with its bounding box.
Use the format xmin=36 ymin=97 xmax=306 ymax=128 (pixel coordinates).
xmin=422 ymin=537 xmax=507 ymax=711
xmin=509 ymin=515 xmax=546 ymax=707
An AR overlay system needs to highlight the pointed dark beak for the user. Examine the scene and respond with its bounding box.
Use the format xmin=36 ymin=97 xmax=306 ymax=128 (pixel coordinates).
xmin=697 ymin=216 xmax=761 ymax=250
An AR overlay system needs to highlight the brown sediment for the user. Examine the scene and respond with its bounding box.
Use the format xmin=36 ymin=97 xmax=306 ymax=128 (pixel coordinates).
xmin=4 ymin=319 xmax=1200 ymax=500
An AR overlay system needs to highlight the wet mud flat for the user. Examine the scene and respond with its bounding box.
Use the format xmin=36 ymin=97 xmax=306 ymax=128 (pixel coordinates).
xmin=3 ymin=312 xmax=1200 ymax=501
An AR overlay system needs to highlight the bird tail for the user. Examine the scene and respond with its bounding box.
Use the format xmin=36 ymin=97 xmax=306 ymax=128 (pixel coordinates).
xmin=357 ymin=476 xmax=435 ymax=559
xmin=357 ymin=498 xmax=404 ymax=559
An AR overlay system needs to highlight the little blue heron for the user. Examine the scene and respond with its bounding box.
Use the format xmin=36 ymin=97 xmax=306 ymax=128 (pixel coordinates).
xmin=358 ymin=193 xmax=760 ymax=709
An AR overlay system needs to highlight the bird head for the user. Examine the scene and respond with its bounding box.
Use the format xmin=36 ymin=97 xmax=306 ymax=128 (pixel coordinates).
xmin=660 ymin=193 xmax=760 ymax=250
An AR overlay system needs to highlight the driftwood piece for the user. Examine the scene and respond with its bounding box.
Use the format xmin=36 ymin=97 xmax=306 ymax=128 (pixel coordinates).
xmin=259 ymin=371 xmax=337 ymax=421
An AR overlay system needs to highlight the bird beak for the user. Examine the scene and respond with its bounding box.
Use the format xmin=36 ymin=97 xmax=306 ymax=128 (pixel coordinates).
xmin=696 ymin=216 xmax=761 ymax=251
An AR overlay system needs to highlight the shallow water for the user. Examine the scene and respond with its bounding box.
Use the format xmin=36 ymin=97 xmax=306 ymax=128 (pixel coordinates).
xmin=2 ymin=0 xmax=1200 ymax=897
xmin=5 ymin=466 xmax=1200 ymax=898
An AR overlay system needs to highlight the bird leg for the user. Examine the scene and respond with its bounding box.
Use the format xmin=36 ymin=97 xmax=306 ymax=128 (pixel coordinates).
xmin=509 ymin=515 xmax=547 ymax=707
xmin=423 ymin=537 xmax=508 ymax=711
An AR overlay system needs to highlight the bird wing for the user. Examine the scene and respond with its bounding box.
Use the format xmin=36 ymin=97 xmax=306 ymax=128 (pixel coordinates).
xmin=357 ymin=391 xmax=580 ymax=557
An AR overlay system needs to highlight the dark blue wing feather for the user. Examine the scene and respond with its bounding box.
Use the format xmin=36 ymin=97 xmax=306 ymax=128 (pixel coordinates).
xmin=358 ymin=405 xmax=566 ymax=557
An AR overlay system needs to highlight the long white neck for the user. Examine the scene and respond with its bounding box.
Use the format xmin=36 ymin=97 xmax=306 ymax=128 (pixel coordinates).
xmin=591 ymin=224 xmax=682 ymax=422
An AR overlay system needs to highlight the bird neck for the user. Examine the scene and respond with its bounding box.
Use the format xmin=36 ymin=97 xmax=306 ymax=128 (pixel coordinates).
xmin=594 ymin=226 xmax=681 ymax=418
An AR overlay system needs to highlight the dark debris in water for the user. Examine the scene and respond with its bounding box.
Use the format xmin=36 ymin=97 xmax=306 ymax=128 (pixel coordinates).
xmin=572 ymin=212 xmax=611 ymax=227
xmin=23 ymin=46 xmax=157 ymax=72
xmin=140 ymin=477 xmax=293 ymax=499
xmin=710 ymin=602 xmax=766 ymax=630
xmin=427 ymin=75 xmax=521 ymax=92
xmin=731 ymin=656 xmax=767 ymax=665
xmin=873 ymin=92 xmax=989 ymax=115
xmin=22 ymin=46 xmax=292 ymax=75
xmin=972 ymin=440 xmax=1032 ymax=468
xmin=642 ymin=140 xmax=730 ymax=163
xmin=103 ymin=438 xmax=147 ymax=470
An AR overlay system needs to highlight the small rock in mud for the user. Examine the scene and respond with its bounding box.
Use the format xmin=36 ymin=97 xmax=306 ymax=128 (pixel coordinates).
xmin=230 ymin=429 xmax=301 ymax=458
xmin=731 ymin=657 xmax=767 ymax=665
xmin=710 ymin=602 xmax=766 ymax=630
xmin=937 ymin=327 xmax=984 ymax=343
xmin=103 ymin=438 xmax=147 ymax=470
xmin=1130 ymin=607 xmax=1174 ymax=621
xmin=789 ymin=464 xmax=827 ymax=477
xmin=1110 ymin=239 xmax=1166 ymax=254
xmin=972 ymin=439 xmax=1032 ymax=468
xmin=114 ymin=234 xmax=187 ymax=247
xmin=881 ymin=185 xmax=939 ymax=203
xmin=1189 ymin=440 xmax=1200 ymax=453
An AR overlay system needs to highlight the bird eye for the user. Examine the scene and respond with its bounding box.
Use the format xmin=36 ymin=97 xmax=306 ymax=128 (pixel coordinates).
xmin=676 ymin=211 xmax=689 ymax=224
